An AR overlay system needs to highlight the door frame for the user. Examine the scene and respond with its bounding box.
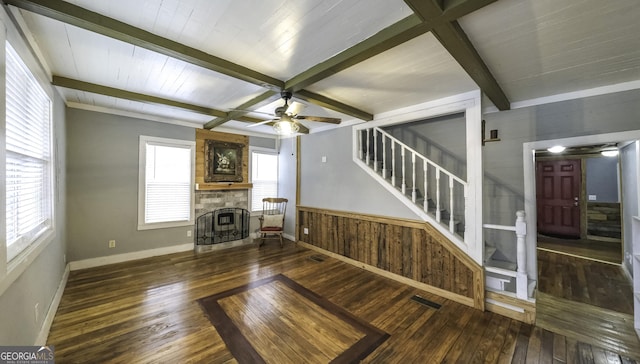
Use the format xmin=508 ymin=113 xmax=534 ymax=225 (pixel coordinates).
xmin=523 ymin=130 xmax=640 ymax=282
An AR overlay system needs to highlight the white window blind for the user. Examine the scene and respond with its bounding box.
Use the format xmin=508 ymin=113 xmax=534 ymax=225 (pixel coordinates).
xmin=139 ymin=137 xmax=194 ymax=229
xmin=251 ymin=151 xmax=278 ymax=212
xmin=5 ymin=42 xmax=53 ymax=262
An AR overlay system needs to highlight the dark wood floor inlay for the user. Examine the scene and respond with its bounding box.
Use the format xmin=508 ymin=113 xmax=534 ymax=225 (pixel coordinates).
xmin=198 ymin=273 xmax=389 ymax=363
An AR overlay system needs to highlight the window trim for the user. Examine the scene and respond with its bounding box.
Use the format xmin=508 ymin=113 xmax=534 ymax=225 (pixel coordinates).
xmin=0 ymin=33 xmax=57 ymax=296
xmin=137 ymin=135 xmax=195 ymax=230
xmin=249 ymin=146 xmax=279 ymax=215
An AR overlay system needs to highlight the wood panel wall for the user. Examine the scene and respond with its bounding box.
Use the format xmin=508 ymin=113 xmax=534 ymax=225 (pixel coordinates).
xmin=297 ymin=206 xmax=484 ymax=309
xmin=195 ymin=129 xmax=251 ymax=190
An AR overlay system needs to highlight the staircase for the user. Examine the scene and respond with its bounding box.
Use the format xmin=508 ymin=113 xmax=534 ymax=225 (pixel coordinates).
xmin=355 ymin=126 xmax=469 ymax=255
xmin=354 ymin=125 xmax=536 ymax=304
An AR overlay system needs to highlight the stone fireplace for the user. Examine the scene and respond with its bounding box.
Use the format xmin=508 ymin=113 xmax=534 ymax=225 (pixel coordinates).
xmin=193 ymin=129 xmax=254 ymax=252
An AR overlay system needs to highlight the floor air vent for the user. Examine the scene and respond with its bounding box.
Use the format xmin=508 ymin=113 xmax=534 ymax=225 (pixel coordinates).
xmin=309 ymin=255 xmax=326 ymax=263
xmin=411 ymin=295 xmax=441 ymax=309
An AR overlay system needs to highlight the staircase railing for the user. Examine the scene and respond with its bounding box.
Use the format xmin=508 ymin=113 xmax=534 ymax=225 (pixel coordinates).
xmin=483 ymin=211 xmax=530 ymax=299
xmin=358 ymin=127 xmax=468 ymax=242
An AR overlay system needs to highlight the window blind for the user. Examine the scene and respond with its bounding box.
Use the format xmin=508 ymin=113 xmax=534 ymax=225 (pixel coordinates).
xmin=251 ymin=151 xmax=278 ymax=212
xmin=143 ymin=142 xmax=192 ymax=224
xmin=5 ymin=42 xmax=52 ymax=261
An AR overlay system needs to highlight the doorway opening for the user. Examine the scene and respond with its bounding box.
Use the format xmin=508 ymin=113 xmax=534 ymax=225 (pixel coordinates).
xmin=535 ymin=146 xmax=622 ymax=263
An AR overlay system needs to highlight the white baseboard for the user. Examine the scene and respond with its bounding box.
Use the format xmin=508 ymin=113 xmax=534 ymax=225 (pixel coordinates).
xmin=69 ymin=243 xmax=193 ymax=271
xmin=35 ymin=264 xmax=70 ymax=346
xmin=284 ymin=233 xmax=295 ymax=241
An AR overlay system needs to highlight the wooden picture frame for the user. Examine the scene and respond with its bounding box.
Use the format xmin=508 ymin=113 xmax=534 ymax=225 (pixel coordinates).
xmin=204 ymin=140 xmax=244 ymax=182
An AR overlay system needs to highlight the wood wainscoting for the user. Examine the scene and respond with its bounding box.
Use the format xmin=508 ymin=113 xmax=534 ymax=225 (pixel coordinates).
xmin=296 ymin=206 xmax=484 ymax=310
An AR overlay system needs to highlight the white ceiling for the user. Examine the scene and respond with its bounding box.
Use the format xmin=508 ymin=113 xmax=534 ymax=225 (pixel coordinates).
xmin=9 ymin=0 xmax=640 ymax=135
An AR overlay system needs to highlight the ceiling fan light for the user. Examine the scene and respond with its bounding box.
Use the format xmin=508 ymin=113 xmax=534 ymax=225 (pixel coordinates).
xmin=273 ymin=120 xmax=299 ymax=135
xmin=547 ymin=145 xmax=566 ymax=153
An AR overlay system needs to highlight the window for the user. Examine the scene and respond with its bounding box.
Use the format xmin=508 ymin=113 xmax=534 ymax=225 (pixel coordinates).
xmin=138 ymin=136 xmax=195 ymax=230
xmin=5 ymin=42 xmax=53 ymax=262
xmin=250 ymin=149 xmax=278 ymax=212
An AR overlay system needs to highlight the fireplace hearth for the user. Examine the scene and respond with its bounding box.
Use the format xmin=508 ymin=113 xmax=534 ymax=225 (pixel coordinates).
xmin=195 ymin=208 xmax=250 ymax=250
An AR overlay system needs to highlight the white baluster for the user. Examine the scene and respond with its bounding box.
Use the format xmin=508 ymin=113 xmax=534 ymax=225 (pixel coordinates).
xmin=423 ymin=160 xmax=428 ymax=212
xmin=449 ymin=177 xmax=455 ymax=233
xmin=366 ymin=128 xmax=370 ymax=165
xmin=401 ymin=147 xmax=406 ymax=195
xmin=391 ymin=142 xmax=396 ymax=187
xmin=358 ymin=130 xmax=363 ymax=160
xmin=373 ymin=129 xmax=378 ymax=172
xmin=515 ymin=210 xmax=528 ymax=299
xmin=435 ymin=169 xmax=441 ymax=222
xmin=382 ymin=136 xmax=387 ymax=179
xmin=463 ymin=185 xmax=468 ymax=245
xmin=411 ymin=153 xmax=417 ymax=202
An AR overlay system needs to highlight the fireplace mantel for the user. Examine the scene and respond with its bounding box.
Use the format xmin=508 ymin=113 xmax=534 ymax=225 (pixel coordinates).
xmin=195 ymin=182 xmax=253 ymax=191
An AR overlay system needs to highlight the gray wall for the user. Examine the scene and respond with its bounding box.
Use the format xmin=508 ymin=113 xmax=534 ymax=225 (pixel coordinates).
xmin=483 ymin=88 xmax=640 ymax=263
xmin=279 ymin=137 xmax=297 ymax=238
xmin=66 ymin=108 xmax=195 ymax=261
xmin=0 ymin=91 xmax=67 ymax=345
xmin=586 ymin=157 xmax=619 ymax=202
xmin=300 ymin=125 xmax=419 ymax=219
xmin=621 ymin=142 xmax=639 ymax=273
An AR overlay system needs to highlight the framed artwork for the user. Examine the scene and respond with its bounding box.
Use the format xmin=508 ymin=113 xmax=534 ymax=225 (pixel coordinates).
xmin=204 ymin=140 xmax=243 ymax=182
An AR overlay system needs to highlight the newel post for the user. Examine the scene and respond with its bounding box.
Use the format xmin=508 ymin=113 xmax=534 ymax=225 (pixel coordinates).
xmin=515 ymin=210 xmax=528 ymax=299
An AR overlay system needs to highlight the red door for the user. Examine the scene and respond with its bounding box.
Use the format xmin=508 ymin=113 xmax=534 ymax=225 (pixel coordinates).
xmin=536 ymin=159 xmax=581 ymax=238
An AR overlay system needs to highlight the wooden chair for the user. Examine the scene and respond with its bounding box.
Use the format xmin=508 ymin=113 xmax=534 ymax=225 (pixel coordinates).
xmin=258 ymin=198 xmax=288 ymax=247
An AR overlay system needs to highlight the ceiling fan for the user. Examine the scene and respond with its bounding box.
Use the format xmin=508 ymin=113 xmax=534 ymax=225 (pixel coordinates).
xmin=245 ymin=91 xmax=341 ymax=134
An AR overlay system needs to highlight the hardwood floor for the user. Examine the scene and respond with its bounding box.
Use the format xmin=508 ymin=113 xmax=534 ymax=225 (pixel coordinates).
xmin=537 ymin=249 xmax=633 ymax=314
xmin=48 ymin=242 xmax=639 ymax=363
xmin=537 ymin=234 xmax=622 ymax=264
xmin=537 ymin=248 xmax=640 ymax=360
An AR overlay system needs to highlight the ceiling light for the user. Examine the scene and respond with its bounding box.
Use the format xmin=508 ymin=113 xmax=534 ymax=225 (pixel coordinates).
xmin=547 ymin=146 xmax=566 ymax=153
xmin=273 ymin=120 xmax=299 ymax=135
xmin=601 ymin=149 xmax=619 ymax=157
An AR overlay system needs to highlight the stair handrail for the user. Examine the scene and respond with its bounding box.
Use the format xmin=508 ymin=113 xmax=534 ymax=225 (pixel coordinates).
xmin=373 ymin=127 xmax=467 ymax=187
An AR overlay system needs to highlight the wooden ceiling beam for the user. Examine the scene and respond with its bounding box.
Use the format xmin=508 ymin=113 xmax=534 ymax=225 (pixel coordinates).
xmin=404 ymin=0 xmax=510 ymax=110
xmin=295 ymin=90 xmax=373 ymax=121
xmin=203 ymin=91 xmax=279 ymax=129
xmin=285 ymin=14 xmax=430 ymax=92
xmin=52 ymin=76 xmax=231 ymax=117
xmin=6 ymin=0 xmax=284 ymax=91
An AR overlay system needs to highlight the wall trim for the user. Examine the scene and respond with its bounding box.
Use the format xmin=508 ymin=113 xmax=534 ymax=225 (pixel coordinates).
xmin=69 ymin=243 xmax=193 ymax=271
xmin=35 ymin=264 xmax=69 ymax=345
xmin=484 ymin=80 xmax=640 ymax=113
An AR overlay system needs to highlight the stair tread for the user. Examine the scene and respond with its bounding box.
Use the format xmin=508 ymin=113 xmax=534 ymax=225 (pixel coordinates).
xmin=486 ymin=258 xmax=517 ymax=271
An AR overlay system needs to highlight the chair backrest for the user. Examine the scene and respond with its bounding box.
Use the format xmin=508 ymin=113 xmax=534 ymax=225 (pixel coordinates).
xmin=262 ymin=197 xmax=287 ymax=216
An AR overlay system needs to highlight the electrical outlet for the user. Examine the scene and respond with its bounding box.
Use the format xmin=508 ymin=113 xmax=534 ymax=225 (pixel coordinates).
xmin=34 ymin=303 xmax=39 ymax=323
xmin=108 ymin=240 xmax=116 ymax=248
xmin=304 ymin=227 xmax=309 ymax=235
xmin=187 ymin=230 xmax=192 ymax=237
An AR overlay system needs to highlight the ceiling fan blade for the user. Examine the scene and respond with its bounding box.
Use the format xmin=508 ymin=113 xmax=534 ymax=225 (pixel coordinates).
xmin=294 ymin=115 xmax=341 ymax=124
xmin=285 ymin=101 xmax=306 ymax=116
xmin=246 ymin=118 xmax=276 ymax=128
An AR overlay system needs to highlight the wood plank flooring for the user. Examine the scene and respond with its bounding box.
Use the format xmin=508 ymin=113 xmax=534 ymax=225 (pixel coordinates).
xmin=537 ymin=234 xmax=622 ymax=264
xmin=537 ymin=249 xmax=634 ymax=314
xmin=47 ymin=242 xmax=639 ymax=363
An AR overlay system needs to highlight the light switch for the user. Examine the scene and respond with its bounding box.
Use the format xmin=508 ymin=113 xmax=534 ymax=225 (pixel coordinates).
xmin=588 ymin=195 xmax=597 ymax=201
xmin=321 ymin=156 xmax=327 ymax=163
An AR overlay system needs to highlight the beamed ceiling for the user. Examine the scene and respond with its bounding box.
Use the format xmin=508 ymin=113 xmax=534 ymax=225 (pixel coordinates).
xmin=4 ymin=0 xmax=640 ymax=135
